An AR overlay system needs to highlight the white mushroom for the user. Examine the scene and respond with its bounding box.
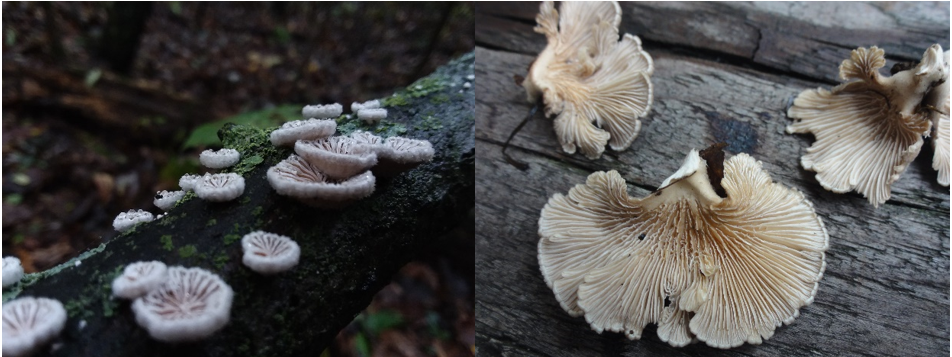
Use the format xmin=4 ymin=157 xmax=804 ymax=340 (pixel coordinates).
xmin=926 ymin=50 xmax=950 ymax=186
xmin=3 ymin=256 xmax=25 ymax=289
xmin=357 ymin=108 xmax=388 ymax=124
xmin=112 ymin=261 xmax=168 ymax=299
xmin=302 ymin=103 xmax=343 ymax=119
xmin=153 ymin=190 xmax=186 ymax=211
xmin=113 ymin=209 xmax=154 ymax=232
xmin=269 ymin=118 xmax=337 ymax=147
xmin=538 ymin=145 xmax=828 ymax=348
xmin=241 ymin=231 xmax=301 ymax=274
xmin=374 ymin=136 xmax=435 ymax=176
xmin=351 ymin=99 xmax=381 ymax=113
xmin=194 ymin=173 xmax=245 ymax=202
xmin=267 ymin=154 xmax=376 ymax=207
xmin=788 ymin=45 xmax=948 ymax=206
xmin=523 ymin=1 xmax=654 ymax=159
xmin=178 ymin=174 xmax=201 ymax=191
xmin=132 ymin=266 xmax=233 ymax=342
xmin=294 ymin=136 xmax=377 ymax=180
xmin=199 ymin=148 xmax=241 ymax=169
xmin=2 ymin=297 xmax=67 ymax=357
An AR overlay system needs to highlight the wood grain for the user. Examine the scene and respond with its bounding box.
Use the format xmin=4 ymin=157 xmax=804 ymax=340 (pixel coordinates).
xmin=475 ymin=2 xmax=949 ymax=356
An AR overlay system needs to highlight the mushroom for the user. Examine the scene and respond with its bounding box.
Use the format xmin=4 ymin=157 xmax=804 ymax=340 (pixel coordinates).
xmin=787 ymin=45 xmax=948 ymax=206
xmin=523 ymin=1 xmax=653 ymax=159
xmin=199 ymin=148 xmax=241 ymax=169
xmin=294 ymin=136 xmax=378 ymax=180
xmin=3 ymin=256 xmax=24 ymax=288
xmin=538 ymin=144 xmax=828 ymax=348
xmin=926 ymin=50 xmax=950 ymax=186
xmin=113 ymin=209 xmax=154 ymax=232
xmin=178 ymin=173 xmax=201 ymax=191
xmin=267 ymin=154 xmax=376 ymax=207
xmin=154 ymin=190 xmax=186 ymax=211
xmin=2 ymin=297 xmax=67 ymax=357
xmin=132 ymin=266 xmax=233 ymax=342
xmin=112 ymin=261 xmax=168 ymax=299
xmin=193 ymin=173 xmax=245 ymax=202
xmin=349 ymin=130 xmax=384 ymax=146
xmin=269 ymin=118 xmax=337 ymax=147
xmin=241 ymin=231 xmax=301 ymax=274
xmin=302 ymin=103 xmax=343 ymax=119
xmin=351 ymin=99 xmax=381 ymax=113
xmin=374 ymin=136 xmax=435 ymax=176
xmin=357 ymin=108 xmax=388 ymax=124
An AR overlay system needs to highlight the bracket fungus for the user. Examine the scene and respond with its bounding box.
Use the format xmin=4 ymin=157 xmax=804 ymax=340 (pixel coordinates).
xmin=523 ymin=1 xmax=654 ymax=159
xmin=113 ymin=209 xmax=154 ymax=232
xmin=348 ymin=131 xmax=435 ymax=176
xmin=178 ymin=173 xmax=201 ymax=191
xmin=241 ymin=231 xmax=301 ymax=274
xmin=3 ymin=256 xmax=24 ymax=288
xmin=269 ymin=118 xmax=337 ymax=146
xmin=132 ymin=266 xmax=233 ymax=342
xmin=787 ymin=45 xmax=949 ymax=206
xmin=267 ymin=154 xmax=376 ymax=207
xmin=153 ymin=190 xmax=186 ymax=211
xmin=112 ymin=261 xmax=168 ymax=299
xmin=199 ymin=148 xmax=241 ymax=169
xmin=351 ymin=99 xmax=380 ymax=113
xmin=2 ymin=297 xmax=67 ymax=357
xmin=538 ymin=145 xmax=828 ymax=348
xmin=302 ymin=103 xmax=343 ymax=119
xmin=194 ymin=173 xmax=245 ymax=202
xmin=357 ymin=108 xmax=388 ymax=124
xmin=294 ymin=136 xmax=378 ymax=180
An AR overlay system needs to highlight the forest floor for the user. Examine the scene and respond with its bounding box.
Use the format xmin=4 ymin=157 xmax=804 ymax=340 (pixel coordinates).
xmin=2 ymin=2 xmax=474 ymax=356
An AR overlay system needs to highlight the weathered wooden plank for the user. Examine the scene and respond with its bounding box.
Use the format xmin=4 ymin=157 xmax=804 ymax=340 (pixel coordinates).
xmin=474 ymin=38 xmax=949 ymax=357
xmin=476 ymin=2 xmax=950 ymax=83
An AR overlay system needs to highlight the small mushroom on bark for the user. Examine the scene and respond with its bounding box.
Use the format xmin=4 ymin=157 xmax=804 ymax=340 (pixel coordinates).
xmin=241 ymin=231 xmax=301 ymax=275
xmin=267 ymin=154 xmax=376 ymax=207
xmin=2 ymin=297 xmax=67 ymax=356
xmin=113 ymin=209 xmax=154 ymax=233
xmin=787 ymin=45 xmax=948 ymax=206
xmin=199 ymin=148 xmax=240 ymax=169
xmin=925 ymin=50 xmax=950 ymax=186
xmin=294 ymin=136 xmax=378 ymax=180
xmin=538 ymin=144 xmax=828 ymax=348
xmin=269 ymin=119 xmax=337 ymax=147
xmin=132 ymin=266 xmax=233 ymax=342
xmin=523 ymin=1 xmax=653 ymax=159
xmin=301 ymin=103 xmax=343 ymax=119
xmin=3 ymin=256 xmax=24 ymax=288
xmin=194 ymin=173 xmax=245 ymax=202
xmin=153 ymin=190 xmax=186 ymax=211
xmin=112 ymin=261 xmax=168 ymax=299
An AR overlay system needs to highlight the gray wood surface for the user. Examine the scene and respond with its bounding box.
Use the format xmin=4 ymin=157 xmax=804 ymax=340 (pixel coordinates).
xmin=474 ymin=2 xmax=950 ymax=356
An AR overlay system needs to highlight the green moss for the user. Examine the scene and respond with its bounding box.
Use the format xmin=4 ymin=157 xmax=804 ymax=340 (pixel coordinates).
xmin=429 ymin=93 xmax=450 ymax=105
xmin=207 ymin=218 xmax=218 ymax=227
xmin=224 ymin=233 xmax=242 ymax=245
xmin=252 ymin=206 xmax=264 ymax=216
xmin=213 ymin=252 xmax=230 ymax=270
xmin=178 ymin=245 xmax=198 ymax=258
xmin=160 ymin=235 xmax=174 ymax=251
xmin=414 ymin=115 xmax=443 ymax=131
xmin=382 ymin=75 xmax=447 ymax=107
xmin=3 ymin=242 xmax=111 ymax=303
xmin=382 ymin=95 xmax=410 ymax=107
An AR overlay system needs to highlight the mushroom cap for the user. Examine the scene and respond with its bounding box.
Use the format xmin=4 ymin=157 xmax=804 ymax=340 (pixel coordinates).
xmin=294 ymin=136 xmax=378 ymax=180
xmin=154 ymin=190 xmax=186 ymax=211
xmin=351 ymin=99 xmax=381 ymax=113
xmin=112 ymin=261 xmax=169 ymax=299
xmin=302 ymin=103 xmax=343 ymax=119
xmin=199 ymin=148 xmax=241 ymax=169
xmin=538 ymin=147 xmax=827 ymax=348
xmin=357 ymin=108 xmax=388 ymax=124
xmin=927 ymin=50 xmax=950 ymax=186
xmin=524 ymin=1 xmax=653 ymax=159
xmin=194 ymin=173 xmax=245 ymax=202
xmin=113 ymin=209 xmax=154 ymax=232
xmin=241 ymin=231 xmax=301 ymax=274
xmin=267 ymin=154 xmax=376 ymax=206
xmin=131 ymin=266 xmax=233 ymax=342
xmin=788 ymin=45 xmax=946 ymax=206
xmin=3 ymin=256 xmax=25 ymax=288
xmin=2 ymin=297 xmax=67 ymax=356
xmin=373 ymin=136 xmax=435 ymax=176
xmin=349 ymin=130 xmax=384 ymax=146
xmin=179 ymin=174 xmax=201 ymax=191
xmin=269 ymin=118 xmax=337 ymax=146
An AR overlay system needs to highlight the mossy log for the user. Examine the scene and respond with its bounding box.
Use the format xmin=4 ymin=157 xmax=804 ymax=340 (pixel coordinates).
xmin=3 ymin=52 xmax=475 ymax=356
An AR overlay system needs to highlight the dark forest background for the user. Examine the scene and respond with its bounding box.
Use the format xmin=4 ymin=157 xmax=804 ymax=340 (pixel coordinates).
xmin=1 ymin=2 xmax=474 ymax=356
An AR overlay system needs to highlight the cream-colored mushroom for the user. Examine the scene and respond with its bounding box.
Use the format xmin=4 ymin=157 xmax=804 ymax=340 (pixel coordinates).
xmin=787 ymin=45 xmax=947 ymax=206
xmin=538 ymin=145 xmax=828 ymax=348
xmin=926 ymin=50 xmax=950 ymax=186
xmin=523 ymin=1 xmax=653 ymax=159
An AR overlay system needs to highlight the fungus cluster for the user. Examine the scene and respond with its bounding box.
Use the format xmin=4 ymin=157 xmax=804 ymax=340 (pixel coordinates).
xmin=2 ymin=296 xmax=67 ymax=356
xmin=788 ymin=44 xmax=949 ymax=206
xmin=538 ymin=144 xmax=828 ymax=348
xmin=523 ymin=1 xmax=654 ymax=159
xmin=3 ymin=256 xmax=24 ymax=288
xmin=266 ymin=103 xmax=434 ymax=207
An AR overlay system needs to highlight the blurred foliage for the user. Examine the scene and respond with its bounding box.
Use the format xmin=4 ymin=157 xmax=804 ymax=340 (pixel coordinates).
xmin=182 ymin=104 xmax=300 ymax=149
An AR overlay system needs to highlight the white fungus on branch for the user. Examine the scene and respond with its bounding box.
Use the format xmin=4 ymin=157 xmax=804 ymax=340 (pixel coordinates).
xmin=2 ymin=297 xmax=68 ymax=357
xmin=294 ymin=136 xmax=378 ymax=180
xmin=267 ymin=154 xmax=376 ymax=207
xmin=112 ymin=261 xmax=168 ymax=299
xmin=357 ymin=108 xmax=387 ymax=124
xmin=241 ymin=231 xmax=301 ymax=274
xmin=302 ymin=103 xmax=343 ymax=119
xmin=194 ymin=173 xmax=245 ymax=202
xmin=132 ymin=266 xmax=233 ymax=343
xmin=3 ymin=256 xmax=24 ymax=288
xmin=350 ymin=99 xmax=381 ymax=113
xmin=153 ymin=190 xmax=186 ymax=211
xmin=178 ymin=174 xmax=201 ymax=191
xmin=269 ymin=118 xmax=337 ymax=147
xmin=199 ymin=148 xmax=241 ymax=169
xmin=113 ymin=209 xmax=154 ymax=233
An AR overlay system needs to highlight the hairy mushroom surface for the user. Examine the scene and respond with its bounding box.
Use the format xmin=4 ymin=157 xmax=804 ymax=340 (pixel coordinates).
xmin=925 ymin=50 xmax=950 ymax=186
xmin=199 ymin=148 xmax=241 ymax=169
xmin=302 ymin=103 xmax=343 ymax=119
xmin=3 ymin=256 xmax=24 ymax=288
xmin=153 ymin=190 xmax=186 ymax=211
xmin=294 ymin=136 xmax=378 ymax=180
xmin=112 ymin=261 xmax=169 ymax=299
xmin=523 ymin=1 xmax=653 ymax=159
xmin=194 ymin=173 xmax=246 ymax=202
xmin=132 ymin=266 xmax=233 ymax=342
xmin=787 ymin=45 xmax=948 ymax=206
xmin=241 ymin=231 xmax=301 ymax=275
xmin=113 ymin=209 xmax=154 ymax=233
xmin=178 ymin=173 xmax=201 ymax=191
xmin=374 ymin=136 xmax=435 ymax=176
xmin=538 ymin=145 xmax=828 ymax=348
xmin=2 ymin=297 xmax=67 ymax=357
xmin=269 ymin=118 xmax=337 ymax=146
xmin=357 ymin=108 xmax=388 ymax=124
xmin=267 ymin=154 xmax=376 ymax=207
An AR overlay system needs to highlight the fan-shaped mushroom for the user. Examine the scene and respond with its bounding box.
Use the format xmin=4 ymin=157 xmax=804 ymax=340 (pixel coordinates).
xmin=113 ymin=209 xmax=154 ymax=233
xmin=154 ymin=190 xmax=186 ymax=211
xmin=199 ymin=148 xmax=240 ymax=169
xmin=112 ymin=261 xmax=168 ymax=299
xmin=302 ymin=103 xmax=343 ymax=119
xmin=3 ymin=256 xmax=24 ymax=288
xmin=132 ymin=266 xmax=233 ymax=342
xmin=194 ymin=173 xmax=245 ymax=202
xmin=926 ymin=50 xmax=950 ymax=186
xmin=523 ymin=1 xmax=653 ymax=159
xmin=267 ymin=154 xmax=376 ymax=207
xmin=241 ymin=231 xmax=301 ymax=274
xmin=294 ymin=136 xmax=377 ymax=180
xmin=269 ymin=118 xmax=337 ymax=147
xmin=538 ymin=145 xmax=828 ymax=348
xmin=787 ymin=45 xmax=948 ymax=206
xmin=2 ymin=297 xmax=67 ymax=356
